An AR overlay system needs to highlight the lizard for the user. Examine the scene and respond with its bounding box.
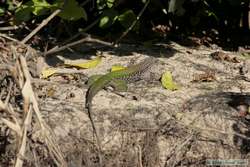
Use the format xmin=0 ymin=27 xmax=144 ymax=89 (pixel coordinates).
xmin=85 ymin=57 xmax=158 ymax=166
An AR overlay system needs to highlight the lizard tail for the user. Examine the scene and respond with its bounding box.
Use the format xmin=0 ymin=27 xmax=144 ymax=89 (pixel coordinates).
xmin=85 ymin=97 xmax=103 ymax=166
xmin=85 ymin=88 xmax=92 ymax=109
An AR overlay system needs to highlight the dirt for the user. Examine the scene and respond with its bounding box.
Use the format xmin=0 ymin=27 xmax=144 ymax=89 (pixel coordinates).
xmin=0 ymin=38 xmax=250 ymax=167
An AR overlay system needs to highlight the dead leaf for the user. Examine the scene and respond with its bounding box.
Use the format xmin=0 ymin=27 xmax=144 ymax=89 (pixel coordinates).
xmin=40 ymin=68 xmax=57 ymax=79
xmin=111 ymin=65 xmax=126 ymax=72
xmin=161 ymin=71 xmax=180 ymax=91
xmin=64 ymin=56 xmax=102 ymax=69
xmin=192 ymin=70 xmax=216 ymax=82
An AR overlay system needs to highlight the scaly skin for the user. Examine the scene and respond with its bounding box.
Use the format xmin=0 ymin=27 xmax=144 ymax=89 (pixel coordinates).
xmin=86 ymin=57 xmax=156 ymax=108
xmin=85 ymin=57 xmax=157 ymax=166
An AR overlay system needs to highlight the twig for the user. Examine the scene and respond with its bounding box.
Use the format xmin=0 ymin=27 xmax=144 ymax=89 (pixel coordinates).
xmin=4 ymin=79 xmax=13 ymax=105
xmin=61 ymin=0 xmax=95 ymax=43
xmin=21 ymin=9 xmax=61 ymax=44
xmin=179 ymin=121 xmax=250 ymax=140
xmin=15 ymin=106 xmax=33 ymax=167
xmin=45 ymin=35 xmax=113 ymax=55
xmin=114 ymin=0 xmax=150 ymax=45
xmin=0 ymin=33 xmax=20 ymax=42
xmin=0 ymin=25 xmax=19 ymax=31
xmin=80 ymin=0 xmax=91 ymax=6
xmin=1 ymin=102 xmax=22 ymax=137
xmin=40 ymin=68 xmax=88 ymax=76
xmin=18 ymin=51 xmax=67 ymax=166
xmin=62 ymin=18 xmax=100 ymax=45
xmin=135 ymin=144 xmax=143 ymax=167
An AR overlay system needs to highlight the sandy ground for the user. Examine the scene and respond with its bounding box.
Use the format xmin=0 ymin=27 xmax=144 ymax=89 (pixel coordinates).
xmin=0 ymin=40 xmax=250 ymax=167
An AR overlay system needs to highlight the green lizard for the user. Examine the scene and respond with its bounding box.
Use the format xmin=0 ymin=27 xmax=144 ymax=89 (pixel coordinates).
xmin=85 ymin=57 xmax=158 ymax=166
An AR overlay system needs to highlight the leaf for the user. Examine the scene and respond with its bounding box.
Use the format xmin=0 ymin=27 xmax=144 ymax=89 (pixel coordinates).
xmin=96 ymin=0 xmax=106 ymax=10
xmin=55 ymin=0 xmax=87 ymax=21
xmin=111 ymin=65 xmax=126 ymax=72
xmin=107 ymin=0 xmax=115 ymax=8
xmin=14 ymin=1 xmax=33 ymax=23
xmin=205 ymin=10 xmax=218 ymax=21
xmin=7 ymin=0 xmax=17 ymax=11
xmin=64 ymin=56 xmax=102 ymax=69
xmin=32 ymin=0 xmax=51 ymax=16
xmin=40 ymin=68 xmax=57 ymax=78
xmin=0 ymin=7 xmax=4 ymax=16
xmin=99 ymin=9 xmax=118 ymax=28
xmin=161 ymin=71 xmax=180 ymax=91
xmin=118 ymin=9 xmax=138 ymax=30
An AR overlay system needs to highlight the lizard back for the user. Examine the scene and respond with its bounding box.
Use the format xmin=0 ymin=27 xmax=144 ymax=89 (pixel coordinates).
xmin=85 ymin=57 xmax=157 ymax=107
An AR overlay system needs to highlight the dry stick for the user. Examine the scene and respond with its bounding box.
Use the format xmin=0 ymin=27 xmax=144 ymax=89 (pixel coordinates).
xmin=15 ymin=107 xmax=33 ymax=167
xmin=19 ymin=54 xmax=67 ymax=167
xmin=0 ymin=33 xmax=20 ymax=42
xmin=62 ymin=18 xmax=100 ymax=45
xmin=21 ymin=9 xmax=61 ymax=44
xmin=173 ymin=110 xmax=250 ymax=140
xmin=0 ymin=25 xmax=19 ymax=31
xmin=136 ymin=144 xmax=143 ymax=167
xmin=0 ymin=33 xmax=29 ymax=50
xmin=114 ymin=0 xmax=150 ymax=45
xmin=80 ymin=0 xmax=91 ymax=6
xmin=45 ymin=35 xmax=113 ymax=55
xmin=165 ymin=133 xmax=196 ymax=164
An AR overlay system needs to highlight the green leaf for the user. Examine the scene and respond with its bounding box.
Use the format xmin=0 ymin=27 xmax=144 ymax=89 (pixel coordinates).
xmin=99 ymin=9 xmax=118 ymax=28
xmin=7 ymin=0 xmax=17 ymax=11
xmin=32 ymin=0 xmax=51 ymax=16
xmin=118 ymin=10 xmax=138 ymax=30
xmin=97 ymin=0 xmax=106 ymax=10
xmin=205 ymin=10 xmax=218 ymax=21
xmin=161 ymin=71 xmax=180 ymax=91
xmin=107 ymin=0 xmax=115 ymax=8
xmin=56 ymin=0 xmax=87 ymax=21
xmin=0 ymin=8 xmax=4 ymax=16
xmin=14 ymin=1 xmax=33 ymax=23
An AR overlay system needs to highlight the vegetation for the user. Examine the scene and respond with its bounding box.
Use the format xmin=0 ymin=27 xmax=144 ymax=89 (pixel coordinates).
xmin=0 ymin=0 xmax=249 ymax=48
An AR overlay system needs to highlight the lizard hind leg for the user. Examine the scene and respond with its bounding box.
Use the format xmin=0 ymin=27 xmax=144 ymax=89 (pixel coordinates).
xmin=110 ymin=80 xmax=128 ymax=92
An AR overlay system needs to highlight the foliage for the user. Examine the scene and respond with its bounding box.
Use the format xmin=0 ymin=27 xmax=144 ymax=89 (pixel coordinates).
xmin=0 ymin=0 xmax=248 ymax=47
xmin=56 ymin=0 xmax=87 ymax=21
xmin=99 ymin=8 xmax=137 ymax=30
xmin=14 ymin=0 xmax=87 ymax=23
xmin=0 ymin=9 xmax=4 ymax=17
xmin=99 ymin=9 xmax=118 ymax=28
